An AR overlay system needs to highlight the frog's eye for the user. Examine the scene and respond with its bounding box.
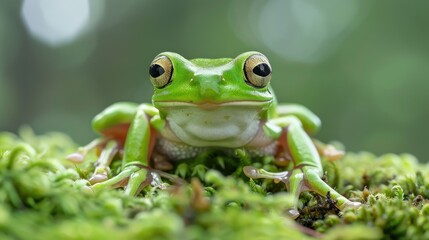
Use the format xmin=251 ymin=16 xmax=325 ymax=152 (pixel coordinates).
xmin=243 ymin=54 xmax=272 ymax=88
xmin=149 ymin=56 xmax=173 ymax=88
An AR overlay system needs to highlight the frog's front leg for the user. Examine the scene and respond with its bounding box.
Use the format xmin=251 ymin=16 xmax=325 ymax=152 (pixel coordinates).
xmin=68 ymin=102 xmax=141 ymax=183
xmin=89 ymin=103 xmax=179 ymax=195
xmin=68 ymin=102 xmax=174 ymax=195
xmin=286 ymin=121 xmax=361 ymax=214
xmin=245 ymin=116 xmax=361 ymax=219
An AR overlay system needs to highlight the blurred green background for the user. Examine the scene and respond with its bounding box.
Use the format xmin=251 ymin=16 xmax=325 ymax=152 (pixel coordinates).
xmin=0 ymin=0 xmax=428 ymax=160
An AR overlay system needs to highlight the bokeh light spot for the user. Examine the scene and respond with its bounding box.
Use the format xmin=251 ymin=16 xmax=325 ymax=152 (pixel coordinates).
xmin=244 ymin=0 xmax=361 ymax=63
xmin=21 ymin=0 xmax=90 ymax=47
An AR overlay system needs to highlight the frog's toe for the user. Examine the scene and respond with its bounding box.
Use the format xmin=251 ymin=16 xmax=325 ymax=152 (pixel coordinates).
xmin=89 ymin=173 xmax=109 ymax=184
xmin=286 ymin=208 xmax=300 ymax=219
xmin=243 ymin=166 xmax=289 ymax=182
xmin=66 ymin=152 xmax=85 ymax=163
xmin=243 ymin=166 xmax=260 ymax=178
xmin=89 ymin=165 xmax=111 ymax=184
xmin=91 ymin=165 xmax=140 ymax=192
xmin=67 ymin=138 xmax=106 ymax=164
xmin=340 ymin=200 xmax=362 ymax=210
xmin=322 ymin=145 xmax=345 ymax=161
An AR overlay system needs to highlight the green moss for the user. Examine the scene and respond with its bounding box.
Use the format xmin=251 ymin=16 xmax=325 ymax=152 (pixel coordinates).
xmin=1 ymin=128 xmax=428 ymax=239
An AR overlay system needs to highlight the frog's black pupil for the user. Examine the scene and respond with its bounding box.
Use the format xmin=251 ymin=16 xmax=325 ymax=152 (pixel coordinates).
xmin=149 ymin=64 xmax=165 ymax=78
xmin=252 ymin=63 xmax=271 ymax=77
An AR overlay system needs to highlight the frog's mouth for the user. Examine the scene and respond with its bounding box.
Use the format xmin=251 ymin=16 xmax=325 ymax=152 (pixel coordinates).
xmin=154 ymin=100 xmax=272 ymax=148
xmin=155 ymin=100 xmax=272 ymax=110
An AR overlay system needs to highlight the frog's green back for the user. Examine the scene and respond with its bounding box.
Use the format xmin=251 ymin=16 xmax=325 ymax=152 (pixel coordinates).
xmin=190 ymin=58 xmax=233 ymax=67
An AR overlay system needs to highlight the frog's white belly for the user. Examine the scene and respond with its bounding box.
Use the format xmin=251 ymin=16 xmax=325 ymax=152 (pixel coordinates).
xmin=165 ymin=106 xmax=261 ymax=148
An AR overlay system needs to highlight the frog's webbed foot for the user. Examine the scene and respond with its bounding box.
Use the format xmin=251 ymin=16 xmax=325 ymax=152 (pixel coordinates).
xmin=89 ymin=140 xmax=120 ymax=184
xmin=91 ymin=163 xmax=185 ymax=196
xmin=66 ymin=139 xmax=121 ymax=184
xmin=244 ymin=165 xmax=361 ymax=219
xmin=66 ymin=139 xmax=182 ymax=195
xmin=243 ymin=166 xmax=289 ymax=183
xmin=91 ymin=164 xmax=154 ymax=195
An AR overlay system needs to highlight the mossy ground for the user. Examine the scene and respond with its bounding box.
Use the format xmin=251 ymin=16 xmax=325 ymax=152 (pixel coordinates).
xmin=1 ymin=128 xmax=429 ymax=240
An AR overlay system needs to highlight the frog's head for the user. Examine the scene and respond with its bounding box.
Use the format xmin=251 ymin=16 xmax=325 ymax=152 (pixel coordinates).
xmin=150 ymin=51 xmax=273 ymax=110
xmin=148 ymin=52 xmax=275 ymax=147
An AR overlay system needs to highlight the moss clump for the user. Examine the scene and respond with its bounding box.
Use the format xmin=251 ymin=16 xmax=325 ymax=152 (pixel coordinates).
xmin=1 ymin=128 xmax=428 ymax=239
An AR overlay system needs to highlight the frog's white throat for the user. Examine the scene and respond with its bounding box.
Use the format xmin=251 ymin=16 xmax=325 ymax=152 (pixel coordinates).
xmin=164 ymin=105 xmax=262 ymax=148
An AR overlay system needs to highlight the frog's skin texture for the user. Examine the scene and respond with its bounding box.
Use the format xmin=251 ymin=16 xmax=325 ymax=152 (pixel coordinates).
xmin=68 ymin=52 xmax=361 ymax=219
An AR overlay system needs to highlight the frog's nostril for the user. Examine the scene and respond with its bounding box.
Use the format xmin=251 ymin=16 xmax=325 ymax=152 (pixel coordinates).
xmin=198 ymin=78 xmax=221 ymax=98
xmin=200 ymin=85 xmax=219 ymax=98
xmin=192 ymin=74 xmax=222 ymax=98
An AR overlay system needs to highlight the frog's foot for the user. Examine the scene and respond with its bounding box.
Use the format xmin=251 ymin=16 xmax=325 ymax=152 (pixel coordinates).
xmin=66 ymin=139 xmax=122 ymax=185
xmin=313 ymin=140 xmax=344 ymax=161
xmin=82 ymin=140 xmax=120 ymax=184
xmin=339 ymin=200 xmax=362 ymax=209
xmin=66 ymin=138 xmax=107 ymax=163
xmin=243 ymin=166 xmax=289 ymax=183
xmin=243 ymin=165 xmax=361 ymax=219
xmin=89 ymin=166 xmax=110 ymax=184
xmin=243 ymin=166 xmax=300 ymax=218
xmin=91 ymin=163 xmax=185 ymax=196
xmin=301 ymin=166 xmax=362 ymax=211
xmin=320 ymin=145 xmax=344 ymax=161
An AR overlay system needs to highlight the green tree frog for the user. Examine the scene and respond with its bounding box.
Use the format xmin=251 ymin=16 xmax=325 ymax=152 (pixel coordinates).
xmin=68 ymin=51 xmax=361 ymax=218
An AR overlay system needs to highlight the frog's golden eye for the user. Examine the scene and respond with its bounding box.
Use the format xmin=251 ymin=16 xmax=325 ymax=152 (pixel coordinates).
xmin=243 ymin=54 xmax=272 ymax=88
xmin=149 ymin=56 xmax=173 ymax=88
